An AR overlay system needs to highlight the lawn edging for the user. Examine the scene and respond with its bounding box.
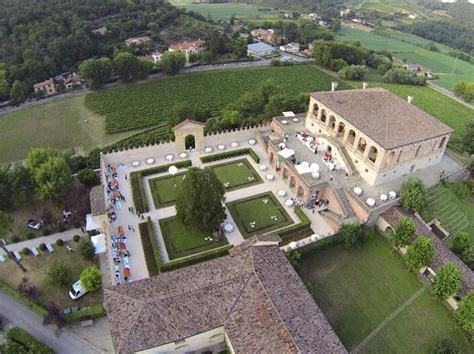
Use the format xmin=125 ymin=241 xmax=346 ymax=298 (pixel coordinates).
xmin=65 ymin=304 xmax=105 ymax=323
xmin=5 ymin=327 xmax=54 ymax=353
xmin=138 ymin=217 xmax=163 ymax=276
xmin=161 ymin=244 xmax=233 ymax=272
xmin=277 ymin=206 xmax=314 ymax=245
xmin=130 ymin=160 xmax=192 ymax=213
xmin=200 ymin=148 xmax=260 ymax=163
xmin=0 ymin=280 xmax=47 ymax=317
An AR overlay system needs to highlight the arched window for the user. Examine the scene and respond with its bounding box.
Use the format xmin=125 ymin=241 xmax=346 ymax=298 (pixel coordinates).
xmin=414 ymin=145 xmax=422 ymax=157
xmin=320 ymin=109 xmax=327 ymax=123
xmin=329 ymin=116 xmax=336 ymax=130
xmin=385 ymin=151 xmax=395 ymax=168
xmin=368 ymin=146 xmax=378 ymax=163
xmin=357 ymin=137 xmax=367 ymax=154
xmin=347 ymin=129 xmax=356 ymax=146
xmin=396 ymin=150 xmax=403 ymax=163
xmin=438 ymin=137 xmax=447 ymax=149
xmin=313 ymin=103 xmax=319 ymax=116
xmin=337 ymin=122 xmax=345 ymax=138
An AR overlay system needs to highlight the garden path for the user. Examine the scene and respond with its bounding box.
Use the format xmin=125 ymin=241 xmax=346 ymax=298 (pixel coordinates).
xmin=5 ymin=228 xmax=82 ymax=253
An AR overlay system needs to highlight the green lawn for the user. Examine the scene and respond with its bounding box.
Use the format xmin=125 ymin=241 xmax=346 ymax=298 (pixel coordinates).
xmin=0 ymin=93 xmax=135 ymax=163
xmin=337 ymin=27 xmax=474 ymax=91
xmin=149 ymin=172 xmax=186 ymax=209
xmin=422 ymin=183 xmax=474 ymax=242
xmin=159 ymin=216 xmax=228 ymax=260
xmin=297 ymin=236 xmax=472 ymax=353
xmin=227 ymin=192 xmax=293 ymax=239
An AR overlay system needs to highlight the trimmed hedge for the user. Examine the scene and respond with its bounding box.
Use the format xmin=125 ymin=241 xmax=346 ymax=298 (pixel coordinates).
xmin=138 ymin=219 xmax=161 ymax=276
xmin=6 ymin=327 xmax=54 ymax=354
xmin=131 ymin=160 xmax=192 ymax=214
xmin=65 ymin=304 xmax=105 ymax=323
xmin=296 ymin=232 xmax=344 ymax=255
xmin=161 ymin=244 xmax=233 ymax=272
xmin=0 ymin=281 xmax=47 ymax=317
xmin=277 ymin=206 xmax=313 ymax=245
xmin=200 ymin=148 xmax=260 ymax=163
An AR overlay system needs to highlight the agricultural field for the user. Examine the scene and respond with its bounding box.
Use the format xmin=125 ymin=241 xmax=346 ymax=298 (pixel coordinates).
xmin=337 ymin=27 xmax=474 ymax=91
xmin=84 ymin=65 xmax=350 ymax=134
xmin=361 ymin=1 xmax=398 ymax=14
xmin=0 ymin=93 xmax=135 ymax=163
xmin=297 ymin=235 xmax=473 ymax=353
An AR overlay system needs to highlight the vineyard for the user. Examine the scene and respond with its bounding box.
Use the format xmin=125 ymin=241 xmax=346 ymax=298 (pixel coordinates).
xmin=85 ymin=65 xmax=351 ymax=135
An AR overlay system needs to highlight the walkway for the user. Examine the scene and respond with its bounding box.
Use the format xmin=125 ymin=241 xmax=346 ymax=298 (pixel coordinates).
xmin=5 ymin=228 xmax=82 ymax=253
xmin=0 ymin=289 xmax=102 ymax=354
xmin=351 ymin=287 xmax=426 ymax=353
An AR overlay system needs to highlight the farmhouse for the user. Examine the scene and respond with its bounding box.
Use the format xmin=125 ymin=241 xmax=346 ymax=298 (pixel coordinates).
xmin=250 ymin=28 xmax=275 ymax=43
xmin=247 ymin=42 xmax=276 ymax=58
xmin=33 ymin=79 xmax=57 ymax=97
xmin=169 ymin=39 xmax=206 ymax=62
xmin=280 ymin=42 xmax=300 ymax=54
xmin=104 ymin=236 xmax=346 ymax=354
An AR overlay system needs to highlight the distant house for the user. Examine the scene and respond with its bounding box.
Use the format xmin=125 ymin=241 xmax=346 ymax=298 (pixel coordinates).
xmin=340 ymin=8 xmax=352 ymax=18
xmin=403 ymin=63 xmax=433 ymax=79
xmin=279 ymin=42 xmax=300 ymax=54
xmin=92 ymin=26 xmax=108 ymax=36
xmin=168 ymin=39 xmax=206 ymax=62
xmin=151 ymin=49 xmax=163 ymax=63
xmin=33 ymin=79 xmax=57 ymax=97
xmin=250 ymin=28 xmax=275 ymax=43
xmin=125 ymin=36 xmax=152 ymax=46
xmin=247 ymin=42 xmax=276 ymax=58
xmin=64 ymin=72 xmax=83 ymax=90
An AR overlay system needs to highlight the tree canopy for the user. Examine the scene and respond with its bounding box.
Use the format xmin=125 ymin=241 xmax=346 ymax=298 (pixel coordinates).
xmin=455 ymin=291 xmax=474 ymax=334
xmin=159 ymin=51 xmax=186 ymax=75
xmin=80 ymin=266 xmax=102 ymax=292
xmin=79 ymin=58 xmax=113 ymax=89
xmin=391 ymin=217 xmax=416 ymax=248
xmin=405 ymin=236 xmax=435 ymax=271
xmin=176 ymin=167 xmax=226 ymax=232
xmin=432 ymin=263 xmax=463 ymax=300
xmin=400 ymin=178 xmax=427 ymax=213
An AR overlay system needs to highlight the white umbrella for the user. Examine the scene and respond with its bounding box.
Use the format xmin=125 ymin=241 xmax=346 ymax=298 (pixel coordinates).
xmin=278 ymin=190 xmax=286 ymax=197
xmin=259 ymin=165 xmax=267 ymax=171
xmin=179 ymin=152 xmax=187 ymax=159
xmin=366 ymin=198 xmax=376 ymax=207
xmin=165 ymin=154 xmax=174 ymax=162
xmin=224 ymin=224 xmax=234 ymax=233
xmin=266 ymin=174 xmax=274 ymax=181
xmin=380 ymin=194 xmax=388 ymax=202
xmin=231 ymin=142 xmax=239 ymax=147
xmin=146 ymin=158 xmax=155 ymax=165
xmin=204 ymin=147 xmax=213 ymax=153
xmin=388 ymin=191 xmax=397 ymax=199
xmin=285 ymin=199 xmax=294 ymax=207
xmin=168 ymin=165 xmax=178 ymax=175
xmin=353 ymin=187 xmax=362 ymax=196
xmin=248 ymin=139 xmax=256 ymax=145
xmin=131 ymin=160 xmax=140 ymax=167
xmin=289 ymin=241 xmax=298 ymax=249
xmin=218 ymin=144 xmax=226 ymax=150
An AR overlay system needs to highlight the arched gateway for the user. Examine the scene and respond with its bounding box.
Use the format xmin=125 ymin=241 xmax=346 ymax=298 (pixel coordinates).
xmin=172 ymin=119 xmax=205 ymax=152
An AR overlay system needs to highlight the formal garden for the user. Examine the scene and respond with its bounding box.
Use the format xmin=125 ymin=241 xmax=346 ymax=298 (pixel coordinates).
xmin=227 ymin=192 xmax=293 ymax=239
xmin=295 ymin=234 xmax=473 ymax=353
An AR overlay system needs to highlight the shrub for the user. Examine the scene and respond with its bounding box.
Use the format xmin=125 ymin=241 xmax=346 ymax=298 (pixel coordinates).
xmin=383 ymin=67 xmax=426 ymax=85
xmin=41 ymin=228 xmax=51 ymax=236
xmin=21 ymin=247 xmax=30 ymax=256
xmin=337 ymin=65 xmax=368 ymax=80
xmin=26 ymin=232 xmax=35 ymax=240
xmin=65 ymin=304 xmax=105 ymax=323
xmin=56 ymin=239 xmax=64 ymax=246
xmin=432 ymin=263 xmax=463 ymax=300
xmin=47 ymin=260 xmax=72 ymax=288
xmin=138 ymin=221 xmax=160 ymax=276
xmin=17 ymin=277 xmax=39 ymax=300
xmin=400 ymin=178 xmax=426 ymax=213
xmin=329 ymin=58 xmax=347 ymax=71
xmin=5 ymin=327 xmax=54 ymax=354
xmin=80 ymin=266 xmax=102 ymax=292
xmin=452 ymin=231 xmax=470 ymax=255
xmin=39 ymin=243 xmax=47 ymax=252
xmin=405 ymin=236 xmax=435 ymax=271
xmin=454 ymin=291 xmax=474 ymax=335
xmin=77 ymin=238 xmax=95 ymax=260
xmin=340 ymin=223 xmax=367 ymax=248
xmin=73 ymin=234 xmax=81 ymax=242
xmin=200 ymin=148 xmax=260 ymax=163
xmin=391 ymin=217 xmax=416 ymax=248
xmin=57 ymin=224 xmax=66 ymax=232
xmin=77 ymin=168 xmax=100 ymax=187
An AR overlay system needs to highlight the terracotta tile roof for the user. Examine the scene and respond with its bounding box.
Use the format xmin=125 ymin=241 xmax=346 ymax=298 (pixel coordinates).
xmin=381 ymin=207 xmax=474 ymax=296
xmin=171 ymin=118 xmax=205 ymax=131
xmin=104 ymin=236 xmax=347 ymax=353
xmin=89 ymin=186 xmax=106 ymax=216
xmin=311 ymin=88 xmax=453 ymax=149
xmin=169 ymin=39 xmax=206 ymax=51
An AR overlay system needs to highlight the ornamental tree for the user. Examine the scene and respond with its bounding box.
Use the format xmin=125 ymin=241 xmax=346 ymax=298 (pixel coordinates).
xmin=47 ymin=260 xmax=72 ymax=288
xmin=455 ymin=291 xmax=474 ymax=334
xmin=176 ymin=167 xmax=226 ymax=232
xmin=159 ymin=51 xmax=186 ymax=75
xmin=432 ymin=263 xmax=463 ymax=300
xmin=452 ymin=231 xmax=470 ymax=255
xmin=405 ymin=236 xmax=435 ymax=271
xmin=391 ymin=217 xmax=416 ymax=248
xmin=79 ymin=57 xmax=113 ymax=89
xmin=77 ymin=238 xmax=96 ymax=260
xmin=80 ymin=266 xmax=102 ymax=292
xmin=400 ymin=178 xmax=427 ymax=213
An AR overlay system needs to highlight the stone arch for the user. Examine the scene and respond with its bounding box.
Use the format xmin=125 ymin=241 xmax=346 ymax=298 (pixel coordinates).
xmin=289 ymin=175 xmax=296 ymax=188
xmin=185 ymin=134 xmax=195 ymax=150
xmin=368 ymin=146 xmax=378 ymax=163
xmin=329 ymin=115 xmax=336 ymax=130
xmin=297 ymin=185 xmax=305 ymax=198
xmin=282 ymin=167 xmax=288 ymax=179
xmin=337 ymin=121 xmax=345 ymax=138
xmin=347 ymin=129 xmax=356 ymax=146
xmin=438 ymin=136 xmax=447 ymax=149
xmin=313 ymin=103 xmax=319 ymax=116
xmin=320 ymin=109 xmax=327 ymax=123
xmin=396 ymin=150 xmax=403 ymax=163
xmin=172 ymin=119 xmax=205 ymax=152
xmin=414 ymin=144 xmax=422 ymax=157
xmin=357 ymin=137 xmax=367 ymax=154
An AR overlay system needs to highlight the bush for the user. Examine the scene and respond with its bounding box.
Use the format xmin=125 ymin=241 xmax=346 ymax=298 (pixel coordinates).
xmin=39 ymin=243 xmax=47 ymax=252
xmin=47 ymin=260 xmax=72 ymax=288
xmin=138 ymin=220 xmax=160 ymax=276
xmin=77 ymin=238 xmax=95 ymax=260
xmin=65 ymin=304 xmax=105 ymax=323
xmin=400 ymin=178 xmax=426 ymax=213
xmin=161 ymin=245 xmax=233 ymax=272
xmin=200 ymin=148 xmax=260 ymax=163
xmin=432 ymin=262 xmax=463 ymax=300
xmin=26 ymin=232 xmax=35 ymax=240
xmin=452 ymin=231 xmax=470 ymax=255
xmin=383 ymin=67 xmax=426 ymax=85
xmin=329 ymin=58 xmax=347 ymax=71
xmin=41 ymin=228 xmax=51 ymax=236
xmin=5 ymin=327 xmax=54 ymax=354
xmin=405 ymin=236 xmax=435 ymax=271
xmin=80 ymin=266 xmax=102 ymax=291
xmin=73 ymin=234 xmax=81 ymax=242
xmin=454 ymin=291 xmax=474 ymax=335
xmin=56 ymin=238 xmax=64 ymax=246
xmin=57 ymin=223 xmax=66 ymax=232
xmin=21 ymin=247 xmax=30 ymax=256
xmin=337 ymin=65 xmax=368 ymax=80
xmin=340 ymin=223 xmax=367 ymax=248
xmin=431 ymin=338 xmax=460 ymax=354
xmin=77 ymin=168 xmax=100 ymax=187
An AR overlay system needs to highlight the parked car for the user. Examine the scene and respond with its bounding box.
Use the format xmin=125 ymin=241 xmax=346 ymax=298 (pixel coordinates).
xmin=27 ymin=219 xmax=43 ymax=230
xmin=69 ymin=280 xmax=88 ymax=300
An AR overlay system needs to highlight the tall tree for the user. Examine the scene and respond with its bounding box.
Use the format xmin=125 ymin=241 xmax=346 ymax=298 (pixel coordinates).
xmin=452 ymin=231 xmax=470 ymax=255
xmin=80 ymin=266 xmax=102 ymax=292
xmin=405 ymin=236 xmax=435 ymax=270
xmin=113 ymin=53 xmax=152 ymax=82
xmin=454 ymin=291 xmax=474 ymax=334
xmin=432 ymin=263 xmax=463 ymax=300
xmin=461 ymin=120 xmax=474 ymax=155
xmin=176 ymin=167 xmax=226 ymax=232
xmin=400 ymin=178 xmax=427 ymax=212
xmin=10 ymin=80 xmax=28 ymax=105
xmin=391 ymin=217 xmax=416 ymax=248
xmin=79 ymin=57 xmax=113 ymax=89
xmin=159 ymin=51 xmax=186 ymax=75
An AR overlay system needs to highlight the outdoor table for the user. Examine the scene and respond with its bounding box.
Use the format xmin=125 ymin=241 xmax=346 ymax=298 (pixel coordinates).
xmin=259 ymin=165 xmax=267 ymax=171
xmin=205 ymin=147 xmax=213 ymax=153
xmin=266 ymin=174 xmax=274 ymax=181
xmin=311 ymin=171 xmax=320 ymax=179
xmin=277 ymin=190 xmax=286 ymax=197
xmin=217 ymin=144 xmax=226 ymax=151
xmin=380 ymin=194 xmax=388 ymax=202
xmin=146 ymin=158 xmax=155 ymax=165
xmin=224 ymin=224 xmax=234 ymax=233
xmin=281 ymin=120 xmax=288 ymax=125
xmin=293 ymin=117 xmax=299 ymax=122
xmin=179 ymin=152 xmax=187 ymax=159
xmin=248 ymin=139 xmax=256 ymax=145
xmin=353 ymin=187 xmax=363 ymax=196
xmin=231 ymin=142 xmax=239 ymax=148
xmin=278 ymin=142 xmax=286 ymax=149
xmin=131 ymin=160 xmax=140 ymax=167
xmin=366 ymin=198 xmax=376 ymax=207
xmin=285 ymin=199 xmax=294 ymax=207
xmin=388 ymin=191 xmax=397 ymax=199
xmin=165 ymin=154 xmax=174 ymax=162
xmin=289 ymin=241 xmax=298 ymax=249
xmin=310 ymin=234 xmax=321 ymax=242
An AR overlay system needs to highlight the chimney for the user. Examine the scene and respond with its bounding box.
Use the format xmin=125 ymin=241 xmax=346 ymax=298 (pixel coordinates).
xmin=362 ymin=82 xmax=368 ymax=90
xmin=331 ymin=82 xmax=338 ymax=92
xmin=407 ymin=96 xmax=414 ymax=104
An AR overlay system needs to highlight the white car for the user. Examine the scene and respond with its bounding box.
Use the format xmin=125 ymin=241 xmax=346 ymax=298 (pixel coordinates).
xmin=69 ymin=280 xmax=88 ymax=300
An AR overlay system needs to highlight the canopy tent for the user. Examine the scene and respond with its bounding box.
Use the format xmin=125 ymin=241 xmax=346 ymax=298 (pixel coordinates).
xmin=278 ymin=148 xmax=295 ymax=159
xmin=282 ymin=111 xmax=296 ymax=118
xmin=295 ymin=162 xmax=319 ymax=175
xmin=86 ymin=214 xmax=100 ymax=232
xmin=91 ymin=234 xmax=106 ymax=254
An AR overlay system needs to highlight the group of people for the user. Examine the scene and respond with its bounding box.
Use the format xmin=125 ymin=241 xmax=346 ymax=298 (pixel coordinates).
xmin=111 ymin=226 xmax=132 ymax=284
xmin=309 ymin=191 xmax=328 ymax=213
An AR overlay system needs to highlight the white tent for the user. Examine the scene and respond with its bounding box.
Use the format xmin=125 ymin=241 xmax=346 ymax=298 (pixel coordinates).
xmin=282 ymin=111 xmax=296 ymax=118
xmin=278 ymin=148 xmax=295 ymax=159
xmin=86 ymin=214 xmax=100 ymax=232
xmin=91 ymin=234 xmax=106 ymax=254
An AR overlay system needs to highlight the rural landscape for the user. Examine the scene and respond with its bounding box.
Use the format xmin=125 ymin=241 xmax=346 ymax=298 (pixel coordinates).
xmin=0 ymin=0 xmax=473 ymax=353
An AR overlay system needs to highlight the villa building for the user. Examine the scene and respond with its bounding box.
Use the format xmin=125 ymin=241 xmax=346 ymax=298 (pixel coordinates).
xmin=104 ymin=236 xmax=346 ymax=354
xmin=250 ymin=28 xmax=275 ymax=43
xmin=168 ymin=39 xmax=206 ymax=62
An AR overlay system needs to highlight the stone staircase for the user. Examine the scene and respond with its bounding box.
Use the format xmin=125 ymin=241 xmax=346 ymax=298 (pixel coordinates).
xmin=323 ymin=134 xmax=356 ymax=176
xmin=335 ymin=187 xmax=356 ymax=219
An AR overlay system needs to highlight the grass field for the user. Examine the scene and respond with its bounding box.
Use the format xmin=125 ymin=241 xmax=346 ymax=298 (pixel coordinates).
xmin=353 ymin=81 xmax=474 ymax=141
xmin=337 ymin=27 xmax=474 ymax=91
xmin=422 ymin=183 xmax=474 ymax=242
xmin=361 ymin=1 xmax=398 ymax=14
xmin=0 ymin=241 xmax=102 ymax=309
xmin=0 ymin=93 xmax=136 ymax=163
xmin=297 ymin=236 xmax=473 ymax=353
xmin=159 ymin=216 xmax=228 ymax=260
xmin=149 ymin=172 xmax=186 ymax=209
xmin=84 ymin=65 xmax=351 ymax=134
xmin=209 ymin=158 xmax=262 ymax=191
xmin=227 ymin=192 xmax=293 ymax=238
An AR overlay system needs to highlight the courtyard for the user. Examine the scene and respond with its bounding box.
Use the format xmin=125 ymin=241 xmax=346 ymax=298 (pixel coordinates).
xmin=226 ymin=192 xmax=293 ymax=239
xmin=297 ymin=235 xmax=473 ymax=353
xmin=159 ymin=216 xmax=228 ymax=260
